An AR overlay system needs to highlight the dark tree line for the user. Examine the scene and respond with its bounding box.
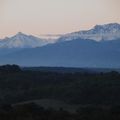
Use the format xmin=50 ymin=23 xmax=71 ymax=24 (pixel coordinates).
xmin=0 ymin=65 xmax=21 ymax=73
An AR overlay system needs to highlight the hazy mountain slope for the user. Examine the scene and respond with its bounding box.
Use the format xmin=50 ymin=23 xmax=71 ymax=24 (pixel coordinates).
xmin=0 ymin=38 xmax=120 ymax=68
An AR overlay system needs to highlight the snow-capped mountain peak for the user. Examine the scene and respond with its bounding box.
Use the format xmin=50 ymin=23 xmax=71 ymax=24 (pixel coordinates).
xmin=0 ymin=23 xmax=120 ymax=48
xmin=0 ymin=32 xmax=49 ymax=48
xmin=87 ymin=23 xmax=120 ymax=34
xmin=17 ymin=32 xmax=24 ymax=35
xmin=58 ymin=23 xmax=120 ymax=41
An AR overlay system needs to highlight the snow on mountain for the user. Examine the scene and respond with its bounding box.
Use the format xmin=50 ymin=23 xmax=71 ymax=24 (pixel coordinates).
xmin=58 ymin=23 xmax=120 ymax=41
xmin=0 ymin=32 xmax=49 ymax=48
xmin=0 ymin=23 xmax=120 ymax=49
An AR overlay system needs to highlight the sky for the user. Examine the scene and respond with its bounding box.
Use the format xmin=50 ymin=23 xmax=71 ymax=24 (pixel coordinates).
xmin=0 ymin=0 xmax=120 ymax=38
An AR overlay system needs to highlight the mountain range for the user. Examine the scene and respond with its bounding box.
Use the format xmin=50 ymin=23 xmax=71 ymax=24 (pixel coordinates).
xmin=58 ymin=23 xmax=120 ymax=42
xmin=0 ymin=32 xmax=49 ymax=48
xmin=0 ymin=23 xmax=120 ymax=68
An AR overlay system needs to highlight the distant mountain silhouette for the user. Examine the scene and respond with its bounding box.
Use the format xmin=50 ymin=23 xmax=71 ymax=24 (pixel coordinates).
xmin=0 ymin=38 xmax=120 ymax=68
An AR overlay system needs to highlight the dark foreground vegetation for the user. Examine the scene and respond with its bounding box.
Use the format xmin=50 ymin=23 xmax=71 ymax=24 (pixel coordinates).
xmin=0 ymin=65 xmax=120 ymax=120
xmin=1 ymin=102 xmax=120 ymax=120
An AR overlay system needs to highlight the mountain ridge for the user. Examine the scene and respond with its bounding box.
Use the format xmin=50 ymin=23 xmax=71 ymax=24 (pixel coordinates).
xmin=58 ymin=23 xmax=120 ymax=42
xmin=0 ymin=23 xmax=120 ymax=48
xmin=0 ymin=32 xmax=49 ymax=48
xmin=0 ymin=23 xmax=120 ymax=68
